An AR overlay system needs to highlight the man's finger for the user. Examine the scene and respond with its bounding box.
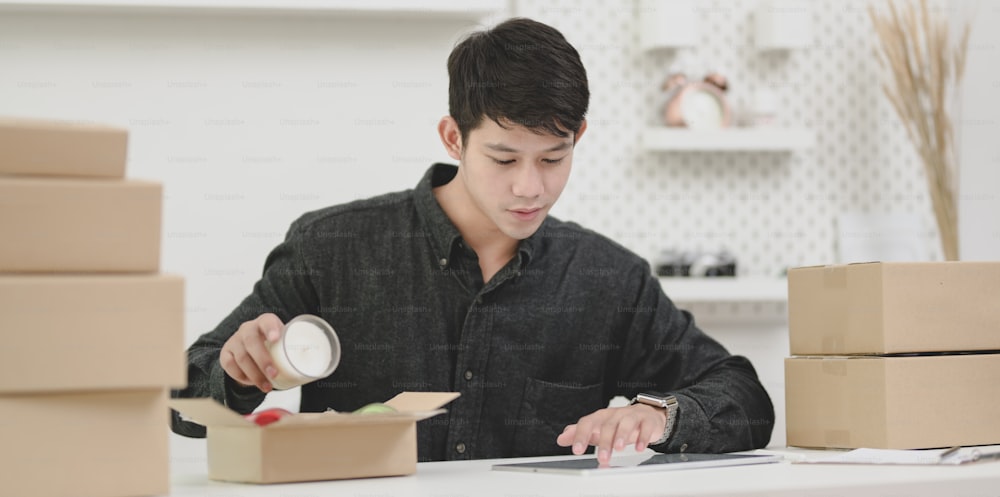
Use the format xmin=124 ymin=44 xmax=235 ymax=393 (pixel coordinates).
xmin=571 ymin=414 xmax=602 ymax=455
xmin=556 ymin=424 xmax=577 ymax=447
xmin=220 ymin=350 xmax=252 ymax=387
xmin=596 ymin=413 xmax=625 ymax=465
xmin=233 ymin=348 xmax=271 ymax=392
xmin=242 ymin=327 xmax=278 ymax=380
xmin=613 ymin=414 xmax=639 ymax=452
xmin=256 ymin=313 xmax=284 ymax=343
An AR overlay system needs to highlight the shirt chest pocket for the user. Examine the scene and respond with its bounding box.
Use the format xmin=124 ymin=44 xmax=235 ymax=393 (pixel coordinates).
xmin=511 ymin=377 xmax=606 ymax=457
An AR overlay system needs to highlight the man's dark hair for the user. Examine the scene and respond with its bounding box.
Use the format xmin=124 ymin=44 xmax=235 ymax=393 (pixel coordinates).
xmin=447 ymin=17 xmax=589 ymax=144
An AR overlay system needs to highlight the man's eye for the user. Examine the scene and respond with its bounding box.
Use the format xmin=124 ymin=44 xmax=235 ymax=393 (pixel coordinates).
xmin=493 ymin=158 xmax=516 ymax=165
xmin=542 ymin=157 xmax=565 ymax=165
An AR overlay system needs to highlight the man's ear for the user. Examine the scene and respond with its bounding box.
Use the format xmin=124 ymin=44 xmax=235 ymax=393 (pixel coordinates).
xmin=438 ymin=116 xmax=463 ymax=161
xmin=573 ymin=119 xmax=588 ymax=145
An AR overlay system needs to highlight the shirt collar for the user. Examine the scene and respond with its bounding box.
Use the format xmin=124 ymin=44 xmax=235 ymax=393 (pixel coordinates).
xmin=414 ymin=163 xmax=539 ymax=270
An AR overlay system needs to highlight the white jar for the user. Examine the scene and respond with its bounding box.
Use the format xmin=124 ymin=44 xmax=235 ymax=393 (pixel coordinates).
xmin=266 ymin=314 xmax=341 ymax=390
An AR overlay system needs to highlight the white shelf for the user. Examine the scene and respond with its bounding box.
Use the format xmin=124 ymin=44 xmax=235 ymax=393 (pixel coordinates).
xmin=0 ymin=0 xmax=506 ymax=19
xmin=658 ymin=277 xmax=787 ymax=303
xmin=637 ymin=0 xmax=698 ymax=51
xmin=642 ymin=127 xmax=815 ymax=152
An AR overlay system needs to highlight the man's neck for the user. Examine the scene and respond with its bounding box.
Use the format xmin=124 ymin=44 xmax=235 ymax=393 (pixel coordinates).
xmin=433 ymin=175 xmax=518 ymax=276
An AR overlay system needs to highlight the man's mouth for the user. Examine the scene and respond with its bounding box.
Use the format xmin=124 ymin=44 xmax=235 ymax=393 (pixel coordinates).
xmin=509 ymin=207 xmax=543 ymax=221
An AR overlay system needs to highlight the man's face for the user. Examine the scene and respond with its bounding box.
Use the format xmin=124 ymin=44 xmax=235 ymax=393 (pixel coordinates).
xmin=458 ymin=119 xmax=577 ymax=241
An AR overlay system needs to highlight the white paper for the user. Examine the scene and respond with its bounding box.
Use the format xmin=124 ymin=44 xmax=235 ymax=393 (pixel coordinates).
xmin=799 ymin=448 xmax=981 ymax=466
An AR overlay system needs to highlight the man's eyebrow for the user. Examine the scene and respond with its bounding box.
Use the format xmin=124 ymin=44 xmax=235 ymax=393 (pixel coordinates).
xmin=484 ymin=141 xmax=573 ymax=153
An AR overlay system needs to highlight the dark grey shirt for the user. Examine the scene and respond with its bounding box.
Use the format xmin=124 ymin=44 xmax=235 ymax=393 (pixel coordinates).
xmin=171 ymin=163 xmax=774 ymax=461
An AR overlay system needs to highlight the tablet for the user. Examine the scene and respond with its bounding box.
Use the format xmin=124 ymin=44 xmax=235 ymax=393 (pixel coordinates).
xmin=492 ymin=452 xmax=781 ymax=476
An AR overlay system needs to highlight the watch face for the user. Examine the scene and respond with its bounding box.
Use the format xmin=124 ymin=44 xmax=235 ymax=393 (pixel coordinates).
xmin=681 ymin=89 xmax=726 ymax=130
xmin=635 ymin=393 xmax=668 ymax=408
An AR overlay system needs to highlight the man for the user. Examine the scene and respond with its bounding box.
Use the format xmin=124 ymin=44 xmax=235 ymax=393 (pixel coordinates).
xmin=171 ymin=17 xmax=774 ymax=465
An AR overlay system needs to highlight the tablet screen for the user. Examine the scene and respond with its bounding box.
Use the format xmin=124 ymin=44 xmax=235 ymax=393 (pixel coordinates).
xmin=492 ymin=452 xmax=780 ymax=476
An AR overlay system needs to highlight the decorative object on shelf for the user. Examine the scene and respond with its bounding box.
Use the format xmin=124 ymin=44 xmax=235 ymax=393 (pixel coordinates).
xmin=637 ymin=0 xmax=699 ymax=51
xmin=754 ymin=0 xmax=813 ymax=51
xmin=655 ymin=249 xmax=737 ymax=277
xmin=868 ymin=0 xmax=970 ymax=261
xmin=749 ymin=87 xmax=779 ymax=127
xmin=661 ymin=72 xmax=733 ymax=130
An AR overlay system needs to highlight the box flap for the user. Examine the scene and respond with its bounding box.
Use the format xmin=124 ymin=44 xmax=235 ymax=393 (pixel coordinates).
xmin=0 ymin=115 xmax=126 ymax=132
xmin=169 ymin=393 xmax=459 ymax=429
xmin=384 ymin=392 xmax=460 ymax=412
xmin=790 ymin=262 xmax=882 ymax=271
xmin=270 ymin=408 xmax=449 ymax=428
xmin=168 ymin=398 xmax=252 ymax=427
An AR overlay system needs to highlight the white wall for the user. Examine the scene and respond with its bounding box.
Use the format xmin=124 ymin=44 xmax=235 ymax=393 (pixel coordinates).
xmin=956 ymin=0 xmax=1000 ymax=260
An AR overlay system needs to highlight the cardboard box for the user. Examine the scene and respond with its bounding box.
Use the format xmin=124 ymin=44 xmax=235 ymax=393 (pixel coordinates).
xmin=170 ymin=392 xmax=459 ymax=483
xmin=788 ymin=262 xmax=1000 ymax=354
xmin=0 ymin=389 xmax=169 ymax=497
xmin=785 ymin=354 xmax=1000 ymax=449
xmin=0 ymin=274 xmax=185 ymax=393
xmin=0 ymin=177 xmax=161 ymax=272
xmin=0 ymin=116 xmax=128 ymax=178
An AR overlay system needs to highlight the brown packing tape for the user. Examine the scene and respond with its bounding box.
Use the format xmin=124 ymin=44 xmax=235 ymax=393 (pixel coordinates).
xmin=825 ymin=430 xmax=851 ymax=447
xmin=821 ymin=335 xmax=844 ymax=353
xmin=821 ymin=360 xmax=848 ymax=376
xmin=822 ymin=265 xmax=848 ymax=288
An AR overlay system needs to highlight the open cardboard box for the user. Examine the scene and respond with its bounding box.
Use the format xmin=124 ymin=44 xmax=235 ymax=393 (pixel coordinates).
xmin=170 ymin=391 xmax=459 ymax=483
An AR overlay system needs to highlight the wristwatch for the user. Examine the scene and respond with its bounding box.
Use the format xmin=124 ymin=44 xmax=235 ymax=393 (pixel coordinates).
xmin=630 ymin=392 xmax=679 ymax=446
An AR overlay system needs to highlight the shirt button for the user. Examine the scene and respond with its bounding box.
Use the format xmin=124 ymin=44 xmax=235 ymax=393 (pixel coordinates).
xmin=438 ymin=258 xmax=448 ymax=267
xmin=680 ymin=443 xmax=689 ymax=452
xmin=455 ymin=442 xmax=466 ymax=454
xmin=464 ymin=370 xmax=473 ymax=381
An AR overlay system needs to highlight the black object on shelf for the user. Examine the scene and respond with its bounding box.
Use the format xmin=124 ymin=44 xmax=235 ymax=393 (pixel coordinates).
xmin=655 ymin=249 xmax=737 ymax=277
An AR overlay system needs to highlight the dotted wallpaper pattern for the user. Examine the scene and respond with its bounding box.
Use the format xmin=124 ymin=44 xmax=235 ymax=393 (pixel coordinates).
xmin=517 ymin=0 xmax=943 ymax=277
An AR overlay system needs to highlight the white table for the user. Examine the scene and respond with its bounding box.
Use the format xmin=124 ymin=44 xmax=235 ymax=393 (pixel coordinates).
xmin=168 ymin=437 xmax=1000 ymax=497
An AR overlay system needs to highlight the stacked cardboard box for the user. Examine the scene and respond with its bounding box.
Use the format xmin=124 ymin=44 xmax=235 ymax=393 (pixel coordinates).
xmin=0 ymin=117 xmax=185 ymax=497
xmin=784 ymin=262 xmax=1000 ymax=449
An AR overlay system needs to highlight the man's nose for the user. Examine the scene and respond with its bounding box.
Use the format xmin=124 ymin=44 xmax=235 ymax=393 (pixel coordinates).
xmin=512 ymin=164 xmax=544 ymax=198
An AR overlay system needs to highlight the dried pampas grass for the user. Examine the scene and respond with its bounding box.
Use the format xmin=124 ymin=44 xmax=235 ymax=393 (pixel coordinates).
xmin=869 ymin=0 xmax=970 ymax=260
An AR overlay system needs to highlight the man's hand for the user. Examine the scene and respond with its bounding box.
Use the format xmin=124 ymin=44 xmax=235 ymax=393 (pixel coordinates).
xmin=556 ymin=404 xmax=667 ymax=466
xmin=219 ymin=313 xmax=284 ymax=393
